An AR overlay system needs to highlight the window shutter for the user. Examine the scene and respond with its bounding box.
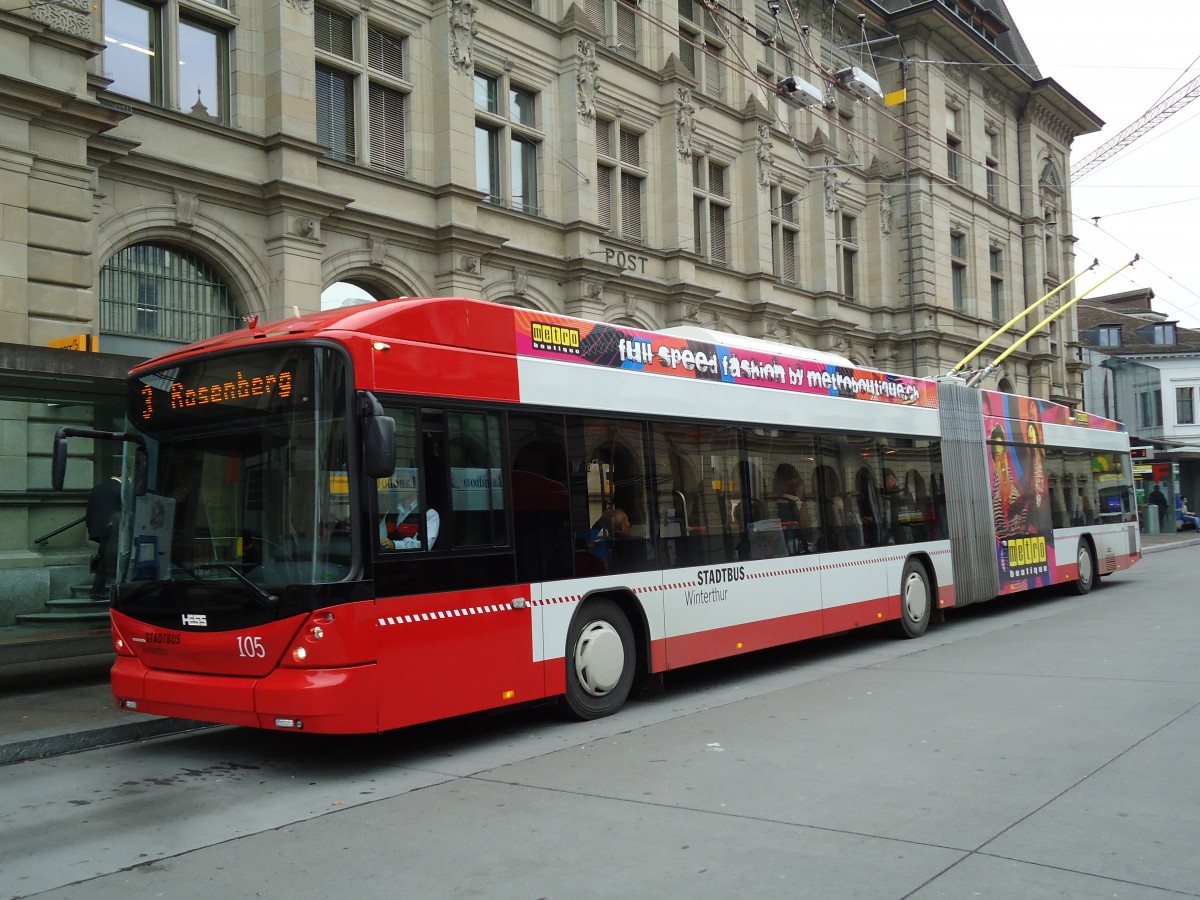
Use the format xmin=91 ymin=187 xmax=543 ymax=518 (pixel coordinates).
xmin=704 ymin=49 xmax=722 ymax=99
xmin=619 ymin=128 xmax=640 ymax=167
xmin=679 ymin=37 xmax=697 ymax=76
xmin=615 ymin=2 xmax=637 ymax=59
xmin=710 ymin=204 xmax=727 ymax=264
xmin=709 ymin=163 xmax=726 ymax=197
xmin=693 ymin=197 xmax=705 ymax=255
xmin=368 ymin=28 xmax=404 ymax=79
xmin=595 ymin=118 xmax=611 ymax=158
xmin=782 ymin=230 xmax=796 ymax=282
xmin=597 ymin=165 xmax=612 ymax=231
xmin=621 ymin=173 xmax=642 ymax=241
xmin=584 ymin=0 xmax=605 ymax=32
xmin=316 ymin=65 xmax=356 ymax=161
xmin=315 ymin=7 xmax=354 ymax=58
xmin=369 ymin=83 xmax=406 ymax=175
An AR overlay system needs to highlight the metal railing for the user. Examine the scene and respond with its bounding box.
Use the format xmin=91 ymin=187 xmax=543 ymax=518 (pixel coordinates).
xmin=35 ymin=516 xmax=85 ymax=547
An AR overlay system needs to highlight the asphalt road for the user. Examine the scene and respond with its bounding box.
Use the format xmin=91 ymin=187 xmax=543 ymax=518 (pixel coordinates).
xmin=2 ymin=552 xmax=1197 ymax=900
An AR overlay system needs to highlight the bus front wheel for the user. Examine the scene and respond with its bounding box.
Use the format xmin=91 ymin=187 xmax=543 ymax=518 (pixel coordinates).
xmin=896 ymin=558 xmax=932 ymax=639
xmin=561 ymin=598 xmax=635 ymax=720
xmin=1071 ymin=540 xmax=1096 ymax=595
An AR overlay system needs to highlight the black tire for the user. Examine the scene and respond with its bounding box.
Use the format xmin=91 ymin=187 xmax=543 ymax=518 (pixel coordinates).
xmin=1070 ymin=540 xmax=1096 ymax=595
xmin=895 ymin=558 xmax=932 ymax=639
xmin=561 ymin=597 xmax=636 ymax=720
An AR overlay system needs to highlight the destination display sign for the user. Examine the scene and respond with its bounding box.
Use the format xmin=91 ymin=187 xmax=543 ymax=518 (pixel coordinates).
xmin=131 ymin=349 xmax=314 ymax=431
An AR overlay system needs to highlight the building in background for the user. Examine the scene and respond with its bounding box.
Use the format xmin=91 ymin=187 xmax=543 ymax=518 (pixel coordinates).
xmin=0 ymin=0 xmax=1099 ymax=639
xmin=1078 ymin=289 xmax=1200 ymax=531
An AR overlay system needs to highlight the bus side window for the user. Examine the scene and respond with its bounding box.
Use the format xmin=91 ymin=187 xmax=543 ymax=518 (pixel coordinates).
xmin=509 ymin=412 xmax=573 ymax=582
xmin=445 ymin=410 xmax=506 ymax=549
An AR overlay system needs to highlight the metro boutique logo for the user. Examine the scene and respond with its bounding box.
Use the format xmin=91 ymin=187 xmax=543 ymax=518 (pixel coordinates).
xmin=1002 ymin=535 xmax=1050 ymax=577
xmin=530 ymin=322 xmax=581 ymax=354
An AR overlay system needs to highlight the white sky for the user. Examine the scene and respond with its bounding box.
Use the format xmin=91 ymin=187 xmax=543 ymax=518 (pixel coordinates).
xmin=1003 ymin=0 xmax=1200 ymax=329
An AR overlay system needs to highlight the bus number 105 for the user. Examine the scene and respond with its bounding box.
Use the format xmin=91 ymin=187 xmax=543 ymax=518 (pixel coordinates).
xmin=237 ymin=635 xmax=266 ymax=658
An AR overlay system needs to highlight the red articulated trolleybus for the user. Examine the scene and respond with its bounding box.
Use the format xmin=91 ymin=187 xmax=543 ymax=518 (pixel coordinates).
xmin=52 ymin=297 xmax=1141 ymax=733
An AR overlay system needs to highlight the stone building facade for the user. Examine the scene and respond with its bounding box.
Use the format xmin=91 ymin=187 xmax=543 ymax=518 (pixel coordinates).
xmin=0 ymin=0 xmax=1098 ymax=625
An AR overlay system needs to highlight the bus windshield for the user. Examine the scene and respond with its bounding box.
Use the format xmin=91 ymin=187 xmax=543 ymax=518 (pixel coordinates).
xmin=123 ymin=345 xmax=354 ymax=590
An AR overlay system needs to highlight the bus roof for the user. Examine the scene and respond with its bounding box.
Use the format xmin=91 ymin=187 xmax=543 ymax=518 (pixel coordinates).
xmin=130 ymin=296 xmax=1125 ymax=434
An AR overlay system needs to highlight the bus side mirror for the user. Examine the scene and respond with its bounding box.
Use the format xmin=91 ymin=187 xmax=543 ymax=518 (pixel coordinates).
xmin=51 ymin=432 xmax=70 ymax=491
xmin=364 ymin=415 xmax=395 ymax=479
xmin=51 ymin=426 xmax=148 ymax=492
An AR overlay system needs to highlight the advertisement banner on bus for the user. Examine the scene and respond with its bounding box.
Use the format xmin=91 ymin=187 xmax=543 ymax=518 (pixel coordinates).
xmin=515 ymin=312 xmax=938 ymax=408
xmin=983 ymin=393 xmax=1056 ymax=593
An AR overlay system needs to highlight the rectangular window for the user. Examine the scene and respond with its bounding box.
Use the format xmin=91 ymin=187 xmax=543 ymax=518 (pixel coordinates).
xmin=569 ymin=417 xmax=655 ymax=574
xmin=946 ymin=106 xmax=962 ymax=184
xmin=985 ymin=129 xmax=1001 ymax=203
xmin=951 ymin=231 xmax=967 ymax=312
xmin=367 ymin=27 xmax=404 ymax=78
xmin=369 ymin=83 xmax=406 ymax=175
xmin=1177 ymin=386 xmax=1196 ymax=425
xmin=679 ymin=4 xmax=723 ymax=99
xmin=475 ymin=73 xmax=543 ymax=213
xmin=511 ymin=135 xmax=539 ymax=214
xmin=650 ymin=420 xmax=742 ymax=567
xmin=315 ymin=5 xmax=354 ymax=57
xmin=474 ymin=72 xmax=500 ymax=114
xmin=104 ymin=0 xmax=234 ymax=123
xmin=316 ymin=65 xmax=356 ymax=162
xmin=989 ymin=248 xmax=1004 ymax=322
xmin=1097 ymin=325 xmax=1121 ymax=348
xmin=446 ymin=410 xmax=507 ymax=548
xmin=584 ymin=0 xmax=638 ymax=60
xmin=377 ymin=408 xmax=506 ymax=553
xmin=596 ymin=120 xmax=646 ymax=241
xmin=838 ymin=214 xmax=858 ymax=302
xmin=510 ymin=85 xmax=536 ymax=128
xmin=475 ymin=124 xmax=501 ymax=201
xmin=692 ymin=157 xmax=729 ymax=265
xmin=179 ymin=19 xmax=228 ymax=123
xmin=1139 ymin=389 xmax=1163 ymax=429
xmin=314 ymin=11 xmax=411 ymax=173
xmin=1150 ymin=323 xmax=1178 ymax=345
xmin=104 ymin=0 xmax=161 ymax=104
xmin=771 ymin=186 xmax=800 ymax=284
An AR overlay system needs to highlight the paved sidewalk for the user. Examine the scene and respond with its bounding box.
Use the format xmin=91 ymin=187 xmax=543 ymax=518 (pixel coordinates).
xmin=0 ymin=655 xmax=211 ymax=766
xmin=1 ymin=532 xmax=1196 ymax=766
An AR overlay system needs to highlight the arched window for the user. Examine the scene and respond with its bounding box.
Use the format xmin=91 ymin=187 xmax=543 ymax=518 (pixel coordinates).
xmin=100 ymin=243 xmax=238 ymax=345
xmin=322 ymin=281 xmax=379 ymax=309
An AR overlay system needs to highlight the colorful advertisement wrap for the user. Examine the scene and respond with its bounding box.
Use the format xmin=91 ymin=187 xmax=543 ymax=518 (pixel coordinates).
xmin=983 ymin=393 xmax=1056 ymax=593
xmin=515 ymin=312 xmax=939 ymax=408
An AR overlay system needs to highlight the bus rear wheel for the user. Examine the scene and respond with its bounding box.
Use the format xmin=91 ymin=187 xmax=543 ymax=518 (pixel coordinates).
xmin=1071 ymin=540 xmax=1096 ymax=595
xmin=561 ymin=597 xmax=635 ymax=720
xmin=895 ymin=558 xmax=932 ymax=639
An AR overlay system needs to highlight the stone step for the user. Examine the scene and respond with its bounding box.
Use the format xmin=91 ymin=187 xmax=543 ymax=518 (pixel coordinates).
xmin=15 ymin=611 xmax=111 ymax=626
xmin=47 ymin=599 xmax=109 ymax=611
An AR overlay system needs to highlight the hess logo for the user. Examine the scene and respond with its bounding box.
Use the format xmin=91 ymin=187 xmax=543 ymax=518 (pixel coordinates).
xmin=182 ymin=613 xmax=208 ymax=627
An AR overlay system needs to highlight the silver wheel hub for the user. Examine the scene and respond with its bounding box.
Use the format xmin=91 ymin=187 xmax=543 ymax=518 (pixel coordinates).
xmin=573 ymin=620 xmax=625 ymax=697
xmin=1078 ymin=544 xmax=1093 ymax=584
xmin=904 ymin=571 xmax=929 ymax=622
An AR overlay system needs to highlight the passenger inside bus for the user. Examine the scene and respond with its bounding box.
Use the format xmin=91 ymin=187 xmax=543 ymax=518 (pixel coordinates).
xmin=380 ymin=483 xmax=440 ymax=550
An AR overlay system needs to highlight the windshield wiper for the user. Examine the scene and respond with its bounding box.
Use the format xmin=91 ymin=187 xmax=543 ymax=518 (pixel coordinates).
xmin=226 ymin=565 xmax=280 ymax=612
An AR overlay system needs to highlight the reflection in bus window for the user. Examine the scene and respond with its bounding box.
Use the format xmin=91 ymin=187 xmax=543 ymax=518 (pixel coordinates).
xmin=650 ymin=422 xmax=740 ymax=567
xmin=567 ymin=416 xmax=655 ymax=574
xmin=509 ymin=412 xmax=573 ymax=582
xmin=376 ymin=407 xmax=507 ymax=552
